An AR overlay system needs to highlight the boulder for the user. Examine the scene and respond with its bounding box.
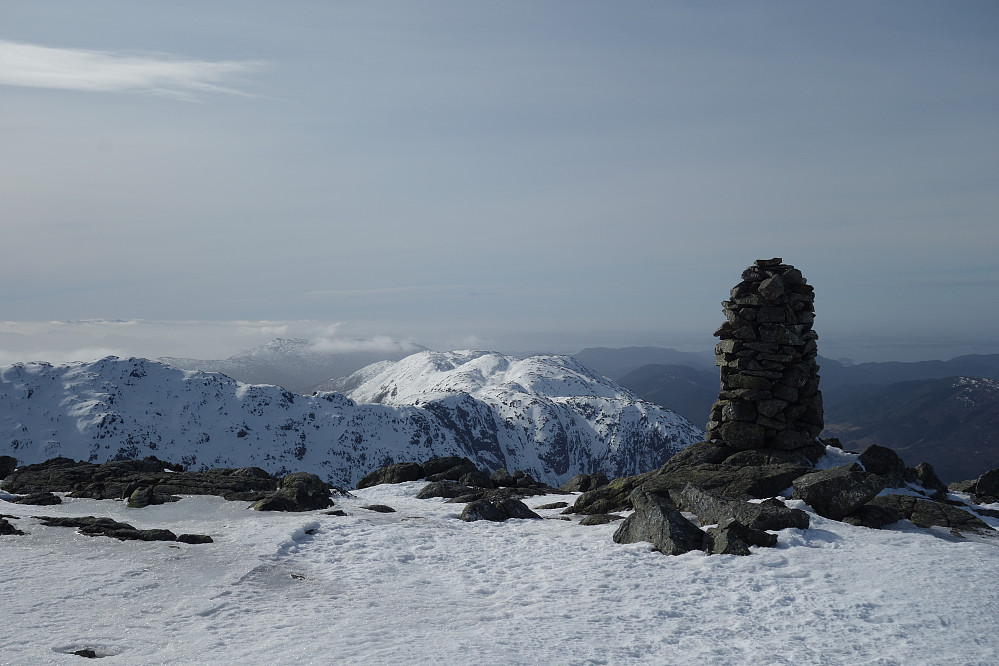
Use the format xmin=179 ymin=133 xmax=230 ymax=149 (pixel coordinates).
xmin=948 ymin=479 xmax=978 ymax=494
xmin=670 ymin=484 xmax=809 ymax=531
xmin=859 ymin=445 xmax=907 ymax=487
xmin=559 ymin=473 xmax=610 ymax=493
xmin=360 ymin=504 xmax=396 ymax=513
xmin=0 ymin=516 xmax=25 ymax=536
xmin=974 ymin=468 xmax=999 ymax=503
xmin=415 ymin=481 xmax=478 ymax=500
xmin=913 ymin=462 xmax=948 ymax=496
xmin=355 ymin=462 xmax=424 ymax=489
xmin=423 ymin=457 xmax=478 ymax=481
xmin=644 ymin=462 xmax=810 ymax=502
xmin=489 ymin=468 xmax=516 ymax=487
xmin=578 ymin=514 xmax=624 ymax=526
xmin=177 ymin=534 xmax=214 ymax=544
xmin=458 ymin=469 xmax=495 ymax=489
xmin=791 ymin=463 xmax=885 ymax=520
xmin=704 ymin=518 xmax=777 ymax=555
xmin=459 ymin=499 xmax=508 ymax=522
xmin=0 ymin=455 xmax=17 ymax=479
xmin=842 ymin=502 xmax=905 ymax=529
xmin=565 ymin=470 xmax=657 ymax=515
xmin=126 ymin=486 xmax=181 ymax=509
xmin=34 ymin=515 xmax=197 ymax=542
xmin=252 ymin=472 xmax=332 ymax=512
xmin=612 ymin=489 xmax=705 ymax=556
xmin=861 ymin=495 xmax=993 ymax=535
xmin=459 ymin=497 xmax=541 ymax=522
xmin=11 ymin=492 xmax=63 ymax=506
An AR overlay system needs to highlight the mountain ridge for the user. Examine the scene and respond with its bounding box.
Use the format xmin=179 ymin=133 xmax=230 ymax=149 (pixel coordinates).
xmin=0 ymin=353 xmax=702 ymax=487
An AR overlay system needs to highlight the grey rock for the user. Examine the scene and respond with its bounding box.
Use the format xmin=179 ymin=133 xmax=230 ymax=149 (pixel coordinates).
xmin=126 ymin=486 xmax=181 ymax=509
xmin=859 ymin=445 xmax=907 ymax=486
xmin=459 ymin=499 xmax=508 ymax=522
xmin=974 ymin=468 xmax=999 ymax=503
xmin=578 ymin=513 xmax=624 ymax=526
xmin=612 ymin=489 xmax=705 ymax=556
xmin=670 ymin=484 xmax=809 ymax=531
xmin=559 ymin=472 xmax=610 ymax=493
xmin=360 ymin=504 xmax=396 ymax=513
xmin=458 ymin=497 xmax=540 ymax=522
xmin=704 ymin=518 xmax=777 ymax=555
xmin=791 ymin=463 xmax=886 ymax=520
xmin=355 ymin=462 xmax=424 ymax=489
xmin=252 ymin=472 xmax=332 ymax=512
xmin=177 ymin=533 xmax=214 ymax=544
xmin=415 ymin=481 xmax=477 ymax=500
xmin=864 ymin=494 xmax=993 ymax=535
xmin=1 ymin=516 xmax=25 ymax=535
xmin=489 ymin=468 xmax=516 ymax=487
xmin=11 ymin=492 xmax=62 ymax=506
xmin=458 ymin=469 xmax=495 ymax=489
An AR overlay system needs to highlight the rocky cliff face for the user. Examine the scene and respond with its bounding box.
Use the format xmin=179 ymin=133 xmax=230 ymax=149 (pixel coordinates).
xmin=0 ymin=354 xmax=702 ymax=487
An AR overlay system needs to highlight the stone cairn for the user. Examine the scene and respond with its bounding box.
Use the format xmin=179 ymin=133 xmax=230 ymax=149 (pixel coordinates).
xmin=706 ymin=258 xmax=823 ymax=451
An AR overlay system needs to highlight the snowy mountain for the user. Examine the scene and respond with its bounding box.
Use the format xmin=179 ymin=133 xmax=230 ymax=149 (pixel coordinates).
xmin=0 ymin=354 xmax=702 ymax=487
xmin=160 ymin=337 xmax=427 ymax=393
xmin=317 ymin=350 xmax=702 ymax=478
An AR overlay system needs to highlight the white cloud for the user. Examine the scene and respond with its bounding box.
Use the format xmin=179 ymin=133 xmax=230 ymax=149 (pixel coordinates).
xmin=0 ymin=40 xmax=262 ymax=99
xmin=308 ymin=336 xmax=421 ymax=355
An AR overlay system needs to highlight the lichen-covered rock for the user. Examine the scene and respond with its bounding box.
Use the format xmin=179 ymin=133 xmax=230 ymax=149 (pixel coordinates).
xmin=791 ymin=463 xmax=885 ymax=520
xmin=415 ymin=481 xmax=478 ymax=500
xmin=458 ymin=469 xmax=495 ymax=489
xmin=459 ymin=497 xmax=541 ymax=522
xmin=973 ymin=468 xmax=999 ymax=503
xmin=612 ymin=489 xmax=705 ymax=556
xmin=644 ymin=462 xmax=810 ymax=501
xmin=565 ymin=470 xmax=657 ymax=515
xmin=578 ymin=513 xmax=624 ymax=526
xmin=126 ymin=486 xmax=181 ymax=509
xmin=252 ymin=472 xmax=332 ymax=512
xmin=858 ymin=445 xmax=907 ymax=487
xmin=670 ymin=484 xmax=809 ymax=531
xmin=10 ymin=492 xmax=62 ymax=506
xmin=913 ymin=462 xmax=948 ymax=497
xmin=860 ymin=495 xmax=994 ymax=535
xmin=355 ymin=462 xmax=425 ymax=489
xmin=489 ymin=468 xmax=516 ymax=487
xmin=422 ymin=456 xmax=477 ymax=481
xmin=704 ymin=518 xmax=777 ymax=555
xmin=559 ymin=472 xmax=610 ymax=493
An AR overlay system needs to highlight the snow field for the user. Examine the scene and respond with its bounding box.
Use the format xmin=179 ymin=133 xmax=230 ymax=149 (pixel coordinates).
xmin=2 ymin=482 xmax=998 ymax=665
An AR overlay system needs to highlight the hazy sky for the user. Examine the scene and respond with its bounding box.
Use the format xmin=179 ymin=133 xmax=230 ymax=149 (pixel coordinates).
xmin=2 ymin=1 xmax=998 ymax=363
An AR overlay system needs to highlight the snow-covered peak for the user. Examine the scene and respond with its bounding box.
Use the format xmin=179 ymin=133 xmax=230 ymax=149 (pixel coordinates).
xmin=337 ymin=350 xmax=638 ymax=405
xmin=1 ymin=355 xmax=702 ymax=486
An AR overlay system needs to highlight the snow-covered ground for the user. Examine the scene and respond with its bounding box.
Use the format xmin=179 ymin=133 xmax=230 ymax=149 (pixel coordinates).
xmin=3 ymin=482 xmax=998 ymax=665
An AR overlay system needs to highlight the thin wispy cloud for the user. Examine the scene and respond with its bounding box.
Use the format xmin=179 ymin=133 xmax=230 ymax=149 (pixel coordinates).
xmin=0 ymin=40 xmax=263 ymax=99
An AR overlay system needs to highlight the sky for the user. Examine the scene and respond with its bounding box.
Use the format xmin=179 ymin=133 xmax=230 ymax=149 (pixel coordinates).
xmin=2 ymin=1 xmax=998 ymax=364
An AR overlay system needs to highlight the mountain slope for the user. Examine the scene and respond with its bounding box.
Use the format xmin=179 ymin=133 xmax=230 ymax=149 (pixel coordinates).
xmin=322 ymin=350 xmax=704 ymax=480
xmin=822 ymin=376 xmax=999 ymax=481
xmin=160 ymin=337 xmax=426 ymax=393
xmin=614 ymin=363 xmax=718 ymax=426
xmin=0 ymin=354 xmax=702 ymax=487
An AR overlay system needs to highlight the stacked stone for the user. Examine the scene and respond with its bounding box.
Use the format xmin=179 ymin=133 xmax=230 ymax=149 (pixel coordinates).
xmin=706 ymin=258 xmax=823 ymax=451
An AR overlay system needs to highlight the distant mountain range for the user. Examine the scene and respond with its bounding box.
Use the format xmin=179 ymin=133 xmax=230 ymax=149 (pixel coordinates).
xmin=160 ymin=338 xmax=427 ymax=394
xmin=0 ymin=352 xmax=702 ymax=487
